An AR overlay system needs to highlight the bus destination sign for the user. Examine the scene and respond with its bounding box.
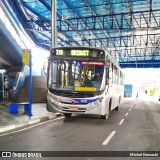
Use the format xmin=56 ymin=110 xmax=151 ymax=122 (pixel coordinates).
xmin=56 ymin=50 xmax=89 ymax=57
xmin=71 ymin=50 xmax=89 ymax=56
xmin=53 ymin=49 xmax=105 ymax=58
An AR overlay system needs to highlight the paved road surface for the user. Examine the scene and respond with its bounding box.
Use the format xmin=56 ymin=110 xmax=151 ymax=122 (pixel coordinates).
xmin=0 ymin=98 xmax=160 ymax=160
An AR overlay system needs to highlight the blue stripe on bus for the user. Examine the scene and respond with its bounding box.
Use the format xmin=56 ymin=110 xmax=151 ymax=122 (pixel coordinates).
xmin=71 ymin=98 xmax=99 ymax=104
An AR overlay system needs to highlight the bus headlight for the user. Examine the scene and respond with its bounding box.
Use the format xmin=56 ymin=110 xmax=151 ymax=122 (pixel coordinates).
xmin=88 ymin=97 xmax=103 ymax=107
xmin=53 ymin=97 xmax=59 ymax=104
xmin=89 ymin=101 xmax=98 ymax=106
xmin=99 ymin=97 xmax=104 ymax=102
xmin=89 ymin=102 xmax=94 ymax=107
xmin=47 ymin=93 xmax=59 ymax=104
xmin=50 ymin=98 xmax=54 ymax=103
xmin=94 ymin=101 xmax=99 ymax=105
xmin=48 ymin=97 xmax=54 ymax=103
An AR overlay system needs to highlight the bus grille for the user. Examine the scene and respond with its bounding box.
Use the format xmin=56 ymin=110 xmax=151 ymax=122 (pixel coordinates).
xmin=49 ymin=89 xmax=94 ymax=98
xmin=61 ymin=107 xmax=86 ymax=112
xmin=60 ymin=101 xmax=87 ymax=105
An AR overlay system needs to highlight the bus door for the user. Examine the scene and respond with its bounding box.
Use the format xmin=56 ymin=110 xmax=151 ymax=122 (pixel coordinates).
xmin=0 ymin=72 xmax=3 ymax=100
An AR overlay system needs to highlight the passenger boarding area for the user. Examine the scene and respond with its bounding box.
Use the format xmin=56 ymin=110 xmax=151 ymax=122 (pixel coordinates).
xmin=0 ymin=97 xmax=159 ymax=133
xmin=0 ymin=98 xmax=160 ymax=160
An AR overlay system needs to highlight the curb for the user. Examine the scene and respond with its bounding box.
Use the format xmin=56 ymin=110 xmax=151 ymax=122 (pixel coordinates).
xmin=0 ymin=113 xmax=62 ymax=134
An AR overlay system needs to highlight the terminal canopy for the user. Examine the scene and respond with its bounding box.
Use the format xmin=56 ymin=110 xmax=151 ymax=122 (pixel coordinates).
xmin=3 ymin=0 xmax=160 ymax=67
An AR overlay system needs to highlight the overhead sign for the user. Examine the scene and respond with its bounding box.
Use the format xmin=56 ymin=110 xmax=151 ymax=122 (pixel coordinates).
xmin=22 ymin=49 xmax=31 ymax=66
xmin=55 ymin=49 xmax=89 ymax=57
xmin=82 ymin=62 xmax=104 ymax=66
xmin=53 ymin=49 xmax=105 ymax=58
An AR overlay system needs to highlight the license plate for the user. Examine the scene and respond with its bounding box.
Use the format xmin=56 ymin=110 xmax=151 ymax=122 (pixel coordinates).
xmin=69 ymin=107 xmax=78 ymax=111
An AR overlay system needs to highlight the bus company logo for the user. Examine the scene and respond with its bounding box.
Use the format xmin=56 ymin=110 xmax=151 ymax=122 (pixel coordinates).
xmin=61 ymin=98 xmax=78 ymax=104
xmin=2 ymin=152 xmax=11 ymax=157
xmin=71 ymin=99 xmax=79 ymax=104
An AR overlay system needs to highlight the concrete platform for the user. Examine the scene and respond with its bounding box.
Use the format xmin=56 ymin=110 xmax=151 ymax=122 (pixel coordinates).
xmin=1 ymin=98 xmax=159 ymax=134
xmin=0 ymin=101 xmax=61 ymax=134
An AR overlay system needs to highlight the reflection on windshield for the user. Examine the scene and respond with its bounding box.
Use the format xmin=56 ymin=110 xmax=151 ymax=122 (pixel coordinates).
xmin=48 ymin=60 xmax=104 ymax=91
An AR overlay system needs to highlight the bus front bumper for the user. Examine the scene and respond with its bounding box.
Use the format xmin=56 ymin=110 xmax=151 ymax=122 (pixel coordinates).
xmin=47 ymin=98 xmax=102 ymax=115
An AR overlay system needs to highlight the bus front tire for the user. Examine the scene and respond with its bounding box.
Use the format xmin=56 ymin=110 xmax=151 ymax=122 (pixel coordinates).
xmin=115 ymin=106 xmax=119 ymax=111
xmin=101 ymin=114 xmax=108 ymax=119
xmin=115 ymin=97 xmax=121 ymax=111
xmin=63 ymin=113 xmax=72 ymax=118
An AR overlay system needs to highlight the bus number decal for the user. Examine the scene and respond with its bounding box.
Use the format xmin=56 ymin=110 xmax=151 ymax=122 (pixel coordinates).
xmin=80 ymin=99 xmax=87 ymax=103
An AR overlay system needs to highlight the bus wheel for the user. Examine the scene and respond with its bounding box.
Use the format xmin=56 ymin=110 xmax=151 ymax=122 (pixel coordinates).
xmin=101 ymin=114 xmax=108 ymax=119
xmin=115 ymin=97 xmax=121 ymax=111
xmin=115 ymin=106 xmax=119 ymax=111
xmin=63 ymin=113 xmax=72 ymax=118
xmin=109 ymin=99 xmax=112 ymax=114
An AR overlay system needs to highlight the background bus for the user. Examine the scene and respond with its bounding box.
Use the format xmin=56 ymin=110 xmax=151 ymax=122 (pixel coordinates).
xmin=47 ymin=46 xmax=124 ymax=119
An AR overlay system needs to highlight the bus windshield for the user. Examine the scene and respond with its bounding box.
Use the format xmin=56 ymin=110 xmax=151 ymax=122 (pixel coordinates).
xmin=48 ymin=60 xmax=105 ymax=92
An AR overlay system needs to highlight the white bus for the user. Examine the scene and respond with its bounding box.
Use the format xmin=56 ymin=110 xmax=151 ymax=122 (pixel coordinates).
xmin=47 ymin=46 xmax=124 ymax=119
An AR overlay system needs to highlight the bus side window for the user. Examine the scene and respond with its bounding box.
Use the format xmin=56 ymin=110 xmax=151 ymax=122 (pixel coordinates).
xmin=106 ymin=57 xmax=110 ymax=85
xmin=109 ymin=62 xmax=113 ymax=83
xmin=113 ymin=64 xmax=115 ymax=83
xmin=115 ymin=67 xmax=118 ymax=84
xmin=114 ymin=66 xmax=117 ymax=84
xmin=117 ymin=69 xmax=120 ymax=85
xmin=106 ymin=68 xmax=109 ymax=85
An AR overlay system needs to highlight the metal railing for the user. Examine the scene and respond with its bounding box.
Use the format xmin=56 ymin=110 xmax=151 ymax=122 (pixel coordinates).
xmin=13 ymin=65 xmax=28 ymax=101
xmin=0 ymin=3 xmax=31 ymax=101
xmin=0 ymin=3 xmax=27 ymax=49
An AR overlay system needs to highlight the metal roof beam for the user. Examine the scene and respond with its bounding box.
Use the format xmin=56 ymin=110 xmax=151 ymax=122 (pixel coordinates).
xmin=20 ymin=2 xmax=83 ymax=46
xmin=60 ymin=0 xmax=102 ymax=48
xmin=58 ymin=0 xmax=149 ymax=10
xmin=57 ymin=9 xmax=160 ymax=31
xmin=107 ymin=0 xmax=127 ymax=47
xmin=66 ymin=33 xmax=160 ymax=48
xmin=57 ymin=12 xmax=91 ymax=46
xmin=83 ymin=0 xmax=121 ymax=56
xmin=38 ymin=0 xmax=51 ymax=10
xmin=111 ymin=47 xmax=160 ymax=55
xmin=21 ymin=0 xmax=85 ymax=46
